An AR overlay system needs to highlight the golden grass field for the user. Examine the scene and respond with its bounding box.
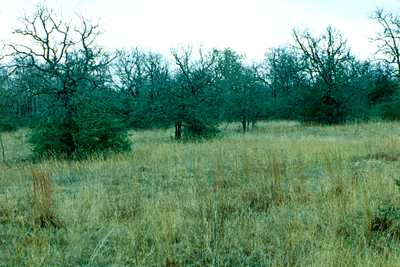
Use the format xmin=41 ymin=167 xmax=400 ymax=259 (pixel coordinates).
xmin=2 ymin=121 xmax=400 ymax=266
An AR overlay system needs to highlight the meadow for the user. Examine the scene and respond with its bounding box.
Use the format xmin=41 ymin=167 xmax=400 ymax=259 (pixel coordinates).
xmin=1 ymin=121 xmax=400 ymax=266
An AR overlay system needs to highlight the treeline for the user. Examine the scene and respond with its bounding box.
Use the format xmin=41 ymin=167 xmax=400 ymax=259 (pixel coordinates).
xmin=0 ymin=5 xmax=400 ymax=158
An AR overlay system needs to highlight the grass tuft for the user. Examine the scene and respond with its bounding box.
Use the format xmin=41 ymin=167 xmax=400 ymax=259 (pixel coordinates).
xmin=31 ymin=166 xmax=61 ymax=228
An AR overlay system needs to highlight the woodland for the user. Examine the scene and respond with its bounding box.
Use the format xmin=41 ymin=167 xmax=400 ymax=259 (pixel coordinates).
xmin=0 ymin=5 xmax=400 ymax=158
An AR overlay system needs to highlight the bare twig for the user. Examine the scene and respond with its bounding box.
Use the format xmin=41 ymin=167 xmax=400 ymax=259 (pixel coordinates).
xmin=89 ymin=227 xmax=115 ymax=265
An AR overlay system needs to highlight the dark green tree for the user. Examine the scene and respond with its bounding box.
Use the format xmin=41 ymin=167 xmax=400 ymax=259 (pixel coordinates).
xmin=367 ymin=73 xmax=400 ymax=120
xmin=257 ymin=46 xmax=308 ymax=120
xmin=215 ymin=48 xmax=265 ymax=131
xmin=165 ymin=46 xmax=220 ymax=139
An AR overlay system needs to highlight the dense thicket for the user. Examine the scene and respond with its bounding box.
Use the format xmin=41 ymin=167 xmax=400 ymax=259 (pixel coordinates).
xmin=1 ymin=5 xmax=400 ymax=157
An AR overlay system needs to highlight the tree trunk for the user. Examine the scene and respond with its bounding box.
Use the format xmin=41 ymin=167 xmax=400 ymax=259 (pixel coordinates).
xmin=64 ymin=106 xmax=75 ymax=153
xmin=325 ymin=89 xmax=334 ymax=125
xmin=242 ymin=110 xmax=247 ymax=132
xmin=242 ymin=120 xmax=247 ymax=132
xmin=175 ymin=120 xmax=182 ymax=139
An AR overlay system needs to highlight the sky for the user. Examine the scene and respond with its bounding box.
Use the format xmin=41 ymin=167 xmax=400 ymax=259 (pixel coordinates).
xmin=1 ymin=0 xmax=400 ymax=62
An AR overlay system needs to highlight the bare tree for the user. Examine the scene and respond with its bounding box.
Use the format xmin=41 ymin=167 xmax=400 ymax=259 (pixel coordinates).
xmin=369 ymin=8 xmax=400 ymax=78
xmin=256 ymin=46 xmax=308 ymax=120
xmin=113 ymin=48 xmax=170 ymax=128
xmin=292 ymin=26 xmax=356 ymax=124
xmin=1 ymin=4 xmax=126 ymax=157
xmin=114 ymin=47 xmax=147 ymax=98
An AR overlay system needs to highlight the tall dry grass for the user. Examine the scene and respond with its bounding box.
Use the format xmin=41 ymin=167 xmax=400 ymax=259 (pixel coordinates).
xmin=1 ymin=121 xmax=400 ymax=266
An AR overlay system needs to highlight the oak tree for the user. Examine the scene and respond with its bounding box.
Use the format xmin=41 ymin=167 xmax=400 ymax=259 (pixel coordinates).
xmin=292 ymin=26 xmax=357 ymax=124
xmin=3 ymin=4 xmax=130 ymax=158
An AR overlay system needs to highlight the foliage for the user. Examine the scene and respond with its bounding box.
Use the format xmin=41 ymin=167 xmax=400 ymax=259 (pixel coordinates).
xmin=113 ymin=48 xmax=171 ymax=129
xmin=258 ymin=46 xmax=307 ymax=120
xmin=182 ymin=117 xmax=221 ymax=140
xmin=373 ymin=91 xmax=400 ymax=120
xmin=29 ymin=92 xmax=131 ymax=159
xmin=0 ymin=96 xmax=19 ymax=131
xmin=73 ymin=97 xmax=131 ymax=156
xmin=368 ymin=75 xmax=398 ymax=105
xmin=3 ymin=4 xmax=400 ymax=152
xmin=164 ymin=46 xmax=221 ymax=139
xmin=215 ymin=48 xmax=266 ymax=131
xmin=301 ymin=80 xmax=351 ymax=124
xmin=0 ymin=74 xmax=20 ymax=131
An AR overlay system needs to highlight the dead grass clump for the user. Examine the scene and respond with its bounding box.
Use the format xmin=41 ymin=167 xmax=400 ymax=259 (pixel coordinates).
xmin=363 ymin=178 xmax=400 ymax=242
xmin=367 ymin=152 xmax=398 ymax=161
xmin=214 ymin=176 xmax=238 ymax=189
xmin=366 ymin=214 xmax=400 ymax=242
xmin=241 ymin=182 xmax=286 ymax=212
xmin=165 ymin=256 xmax=181 ymax=266
xmin=242 ymin=155 xmax=287 ymax=211
xmin=31 ymin=166 xmax=61 ymax=228
xmin=0 ymin=201 xmax=17 ymax=225
xmin=367 ymin=201 xmax=400 ymax=240
xmin=370 ymin=216 xmax=391 ymax=232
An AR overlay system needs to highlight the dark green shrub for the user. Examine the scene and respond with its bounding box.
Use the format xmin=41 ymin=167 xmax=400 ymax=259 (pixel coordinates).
xmin=29 ymin=114 xmax=76 ymax=158
xmin=73 ymin=103 xmax=131 ymax=157
xmin=301 ymin=83 xmax=344 ymax=125
xmin=29 ymin=100 xmax=131 ymax=160
xmin=182 ymin=118 xmax=220 ymax=140
xmin=373 ymin=90 xmax=400 ymax=120
xmin=368 ymin=75 xmax=398 ymax=105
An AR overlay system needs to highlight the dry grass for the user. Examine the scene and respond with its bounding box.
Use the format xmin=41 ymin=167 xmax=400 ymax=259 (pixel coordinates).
xmin=31 ymin=166 xmax=61 ymax=229
xmin=2 ymin=121 xmax=400 ymax=266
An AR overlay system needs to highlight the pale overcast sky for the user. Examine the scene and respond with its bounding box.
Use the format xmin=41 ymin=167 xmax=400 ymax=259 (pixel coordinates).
xmin=1 ymin=0 xmax=400 ymax=61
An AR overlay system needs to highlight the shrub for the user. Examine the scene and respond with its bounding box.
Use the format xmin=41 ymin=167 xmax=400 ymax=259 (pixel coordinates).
xmin=368 ymin=75 xmax=398 ymax=106
xmin=373 ymin=90 xmax=400 ymax=120
xmin=29 ymin=101 xmax=131 ymax=160
xmin=182 ymin=118 xmax=220 ymax=140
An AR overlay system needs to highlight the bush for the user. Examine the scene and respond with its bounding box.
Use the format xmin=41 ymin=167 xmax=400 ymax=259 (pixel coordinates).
xmin=301 ymin=84 xmax=342 ymax=124
xmin=368 ymin=75 xmax=398 ymax=105
xmin=371 ymin=89 xmax=400 ymax=120
xmin=29 ymin=100 xmax=131 ymax=159
xmin=182 ymin=118 xmax=220 ymax=140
